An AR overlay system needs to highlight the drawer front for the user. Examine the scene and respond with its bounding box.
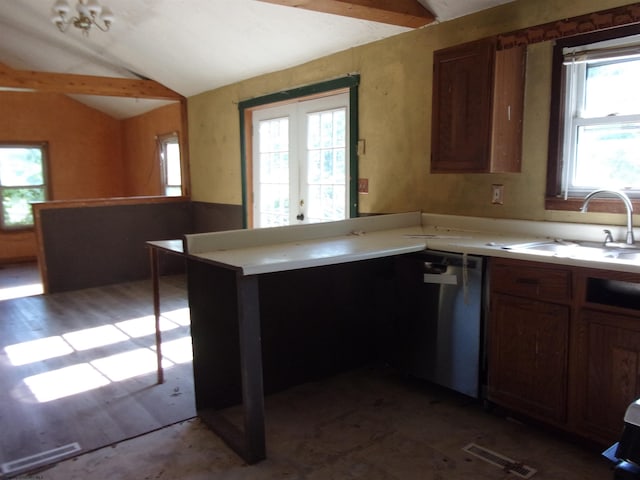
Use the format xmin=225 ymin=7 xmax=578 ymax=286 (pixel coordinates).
xmin=491 ymin=259 xmax=571 ymax=302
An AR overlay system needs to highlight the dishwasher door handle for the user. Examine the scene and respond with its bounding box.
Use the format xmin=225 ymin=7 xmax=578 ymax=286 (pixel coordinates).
xmin=423 ymin=273 xmax=458 ymax=285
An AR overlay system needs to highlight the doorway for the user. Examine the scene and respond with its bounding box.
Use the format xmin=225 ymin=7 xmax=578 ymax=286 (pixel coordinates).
xmin=239 ymin=75 xmax=360 ymax=229
xmin=252 ymin=93 xmax=349 ymax=227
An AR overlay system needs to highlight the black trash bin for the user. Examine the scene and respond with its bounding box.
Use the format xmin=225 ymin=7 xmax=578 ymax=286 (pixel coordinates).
xmin=603 ymin=399 xmax=640 ymax=479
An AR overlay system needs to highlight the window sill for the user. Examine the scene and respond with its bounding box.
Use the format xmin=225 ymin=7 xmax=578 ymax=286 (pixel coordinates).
xmin=546 ymin=196 xmax=640 ymax=214
xmin=0 ymin=227 xmax=35 ymax=233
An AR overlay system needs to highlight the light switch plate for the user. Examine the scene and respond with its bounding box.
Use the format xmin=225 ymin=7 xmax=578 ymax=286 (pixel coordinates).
xmin=357 ymin=139 xmax=366 ymax=156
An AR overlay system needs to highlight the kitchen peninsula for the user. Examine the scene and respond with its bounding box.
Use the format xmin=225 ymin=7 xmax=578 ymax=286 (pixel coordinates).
xmin=184 ymin=212 xmax=426 ymax=463
xmin=182 ymin=211 xmax=640 ymax=463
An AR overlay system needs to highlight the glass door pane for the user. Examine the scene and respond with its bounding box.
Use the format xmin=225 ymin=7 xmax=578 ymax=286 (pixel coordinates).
xmin=303 ymin=107 xmax=347 ymax=223
xmin=255 ymin=116 xmax=291 ymax=227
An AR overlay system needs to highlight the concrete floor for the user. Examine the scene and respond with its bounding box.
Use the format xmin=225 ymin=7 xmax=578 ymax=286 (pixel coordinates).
xmin=37 ymin=366 xmax=613 ymax=480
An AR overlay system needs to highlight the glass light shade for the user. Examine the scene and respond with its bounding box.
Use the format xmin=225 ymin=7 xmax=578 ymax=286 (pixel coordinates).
xmin=100 ymin=7 xmax=114 ymax=23
xmin=76 ymin=2 xmax=89 ymax=16
xmin=86 ymin=0 xmax=102 ymax=16
xmin=52 ymin=0 xmax=71 ymax=15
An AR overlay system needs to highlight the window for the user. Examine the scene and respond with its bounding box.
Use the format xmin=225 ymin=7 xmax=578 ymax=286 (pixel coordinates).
xmin=0 ymin=144 xmax=47 ymax=230
xmin=252 ymin=93 xmax=349 ymax=227
xmin=547 ymin=26 xmax=640 ymax=209
xmin=562 ymin=37 xmax=640 ymax=197
xmin=158 ymin=133 xmax=182 ymax=196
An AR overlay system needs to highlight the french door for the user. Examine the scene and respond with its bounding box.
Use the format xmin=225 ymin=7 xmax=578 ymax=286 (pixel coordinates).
xmin=252 ymin=93 xmax=349 ymax=228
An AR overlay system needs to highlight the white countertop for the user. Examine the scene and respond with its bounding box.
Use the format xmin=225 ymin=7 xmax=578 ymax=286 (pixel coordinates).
xmin=184 ymin=212 xmax=427 ymax=275
xmin=191 ymin=226 xmax=426 ymax=275
xmin=183 ymin=211 xmax=640 ymax=275
xmin=147 ymin=239 xmax=184 ymax=254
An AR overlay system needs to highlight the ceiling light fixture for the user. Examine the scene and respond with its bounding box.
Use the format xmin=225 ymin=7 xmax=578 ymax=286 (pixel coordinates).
xmin=51 ymin=0 xmax=114 ymax=36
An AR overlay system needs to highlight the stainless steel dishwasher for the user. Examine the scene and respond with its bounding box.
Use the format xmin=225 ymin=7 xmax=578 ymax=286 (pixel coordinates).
xmin=390 ymin=250 xmax=485 ymax=398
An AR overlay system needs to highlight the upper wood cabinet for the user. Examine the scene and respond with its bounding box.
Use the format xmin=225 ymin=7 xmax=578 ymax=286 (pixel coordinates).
xmin=431 ymin=37 xmax=526 ymax=173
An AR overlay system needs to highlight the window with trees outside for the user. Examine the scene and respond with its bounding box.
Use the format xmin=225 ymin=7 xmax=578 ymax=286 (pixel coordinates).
xmin=547 ymin=28 xmax=640 ymax=208
xmin=0 ymin=144 xmax=47 ymax=230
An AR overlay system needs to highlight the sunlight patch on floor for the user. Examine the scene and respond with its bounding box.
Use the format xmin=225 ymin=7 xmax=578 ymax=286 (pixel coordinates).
xmin=0 ymin=283 xmax=43 ymax=301
xmin=24 ymin=364 xmax=111 ymax=402
xmin=63 ymin=325 xmax=129 ymax=351
xmin=115 ymin=315 xmax=180 ymax=338
xmin=4 ymin=314 xmax=188 ymax=367
xmin=161 ymin=308 xmax=190 ymax=326
xmin=91 ymin=348 xmax=174 ymax=382
xmin=4 ymin=311 xmax=192 ymax=403
xmin=5 ymin=336 xmax=74 ymax=366
xmin=152 ymin=336 xmax=193 ymax=364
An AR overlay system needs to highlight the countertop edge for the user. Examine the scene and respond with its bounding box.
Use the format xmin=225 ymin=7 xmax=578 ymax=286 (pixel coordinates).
xmin=183 ymin=212 xmax=640 ymax=275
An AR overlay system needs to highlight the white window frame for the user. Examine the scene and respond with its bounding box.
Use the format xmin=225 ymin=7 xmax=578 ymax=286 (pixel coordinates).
xmin=561 ymin=35 xmax=640 ymax=198
xmin=157 ymin=133 xmax=182 ymax=196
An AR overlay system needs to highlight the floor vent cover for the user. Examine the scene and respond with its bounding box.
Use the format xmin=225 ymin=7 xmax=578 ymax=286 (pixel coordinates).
xmin=462 ymin=443 xmax=537 ymax=478
xmin=1 ymin=442 xmax=81 ymax=475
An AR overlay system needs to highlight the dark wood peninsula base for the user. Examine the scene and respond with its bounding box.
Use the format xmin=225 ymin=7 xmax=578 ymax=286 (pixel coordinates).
xmin=186 ymin=256 xmax=397 ymax=463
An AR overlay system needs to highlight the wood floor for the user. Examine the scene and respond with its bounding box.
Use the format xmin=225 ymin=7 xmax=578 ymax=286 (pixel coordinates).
xmin=0 ymin=265 xmax=195 ymax=477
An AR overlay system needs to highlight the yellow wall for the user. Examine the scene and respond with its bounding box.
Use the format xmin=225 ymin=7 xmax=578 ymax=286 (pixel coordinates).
xmin=188 ymin=0 xmax=634 ymax=226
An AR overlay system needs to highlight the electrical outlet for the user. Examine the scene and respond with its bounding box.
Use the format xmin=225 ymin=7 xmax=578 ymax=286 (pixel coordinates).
xmin=358 ymin=178 xmax=369 ymax=194
xmin=491 ymin=184 xmax=504 ymax=205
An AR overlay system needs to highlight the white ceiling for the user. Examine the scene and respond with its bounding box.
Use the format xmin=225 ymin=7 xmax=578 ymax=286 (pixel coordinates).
xmin=0 ymin=0 xmax=516 ymax=118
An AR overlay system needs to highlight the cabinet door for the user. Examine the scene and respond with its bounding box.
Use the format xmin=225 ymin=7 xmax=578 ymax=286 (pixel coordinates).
xmin=488 ymin=293 xmax=569 ymax=423
xmin=431 ymin=38 xmax=494 ymax=173
xmin=490 ymin=46 xmax=525 ymax=172
xmin=576 ymin=309 xmax=640 ymax=443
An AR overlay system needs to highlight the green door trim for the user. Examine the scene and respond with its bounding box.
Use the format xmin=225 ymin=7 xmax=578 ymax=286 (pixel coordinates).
xmin=238 ymin=75 xmax=360 ymax=229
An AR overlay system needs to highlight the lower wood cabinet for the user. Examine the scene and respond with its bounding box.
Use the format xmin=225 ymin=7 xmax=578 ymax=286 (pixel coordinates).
xmin=487 ymin=258 xmax=571 ymax=426
xmin=488 ymin=258 xmax=640 ymax=445
xmin=488 ymin=293 xmax=569 ymax=424
xmin=575 ymin=308 xmax=640 ymax=442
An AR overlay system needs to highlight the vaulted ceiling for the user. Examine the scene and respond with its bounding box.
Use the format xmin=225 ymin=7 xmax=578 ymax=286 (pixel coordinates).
xmin=0 ymin=0 xmax=516 ymax=118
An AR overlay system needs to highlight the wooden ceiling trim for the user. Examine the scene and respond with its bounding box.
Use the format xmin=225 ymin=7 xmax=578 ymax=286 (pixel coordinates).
xmin=256 ymin=0 xmax=435 ymax=28
xmin=0 ymin=63 xmax=182 ymax=100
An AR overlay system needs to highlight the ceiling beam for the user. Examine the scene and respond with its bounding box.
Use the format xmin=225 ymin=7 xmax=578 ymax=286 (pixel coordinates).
xmin=0 ymin=63 xmax=183 ymax=100
xmin=256 ymin=0 xmax=435 ymax=28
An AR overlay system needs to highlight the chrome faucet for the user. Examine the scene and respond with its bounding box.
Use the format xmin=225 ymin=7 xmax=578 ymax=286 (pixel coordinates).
xmin=580 ymin=189 xmax=635 ymax=245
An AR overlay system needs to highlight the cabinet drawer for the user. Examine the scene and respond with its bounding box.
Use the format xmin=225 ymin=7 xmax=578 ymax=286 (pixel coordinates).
xmin=491 ymin=259 xmax=571 ymax=302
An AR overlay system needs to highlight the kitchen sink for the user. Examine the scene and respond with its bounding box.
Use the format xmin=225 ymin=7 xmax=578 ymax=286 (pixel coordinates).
xmin=505 ymin=241 xmax=572 ymax=253
xmin=502 ymin=239 xmax=640 ymax=262
xmin=609 ymin=251 xmax=640 ymax=262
